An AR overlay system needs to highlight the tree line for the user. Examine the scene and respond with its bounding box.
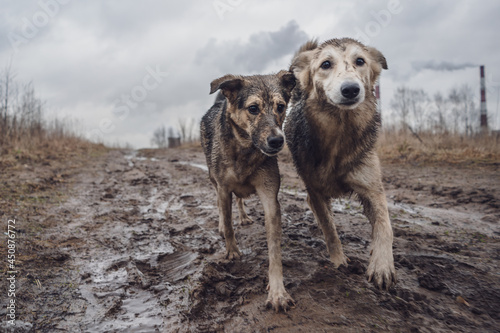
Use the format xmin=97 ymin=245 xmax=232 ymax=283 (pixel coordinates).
xmin=150 ymin=117 xmax=199 ymax=148
xmin=389 ymin=84 xmax=478 ymax=136
xmin=0 ymin=65 xmax=83 ymax=153
xmin=1 ymin=65 xmax=45 ymax=147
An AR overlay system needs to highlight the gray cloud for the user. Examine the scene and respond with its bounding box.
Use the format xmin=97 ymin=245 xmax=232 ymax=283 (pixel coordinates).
xmin=195 ymin=20 xmax=308 ymax=74
xmin=1 ymin=0 xmax=499 ymax=147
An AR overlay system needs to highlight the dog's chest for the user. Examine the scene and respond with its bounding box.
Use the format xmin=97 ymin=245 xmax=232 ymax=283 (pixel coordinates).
xmin=221 ymin=167 xmax=257 ymax=197
xmin=298 ymin=137 xmax=353 ymax=197
xmin=311 ymin=158 xmax=350 ymax=196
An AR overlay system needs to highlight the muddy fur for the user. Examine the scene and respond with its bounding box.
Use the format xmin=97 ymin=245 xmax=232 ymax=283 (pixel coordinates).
xmin=200 ymin=71 xmax=296 ymax=311
xmin=284 ymin=38 xmax=396 ymax=289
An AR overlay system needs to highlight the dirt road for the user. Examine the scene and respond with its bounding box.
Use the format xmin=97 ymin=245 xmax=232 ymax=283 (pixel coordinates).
xmin=1 ymin=147 xmax=499 ymax=332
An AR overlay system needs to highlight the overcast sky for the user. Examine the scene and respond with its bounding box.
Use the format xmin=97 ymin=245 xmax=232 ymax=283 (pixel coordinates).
xmin=1 ymin=0 xmax=499 ymax=148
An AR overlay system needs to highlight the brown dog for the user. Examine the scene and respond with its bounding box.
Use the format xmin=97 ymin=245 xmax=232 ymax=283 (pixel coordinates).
xmin=200 ymin=71 xmax=296 ymax=310
xmin=284 ymin=38 xmax=396 ymax=289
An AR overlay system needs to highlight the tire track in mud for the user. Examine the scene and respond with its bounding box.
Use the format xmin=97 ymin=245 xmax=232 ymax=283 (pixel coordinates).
xmin=40 ymin=150 xmax=222 ymax=332
xmin=31 ymin=148 xmax=500 ymax=332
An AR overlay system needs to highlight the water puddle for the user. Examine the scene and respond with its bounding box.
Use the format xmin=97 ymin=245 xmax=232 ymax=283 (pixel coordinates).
xmin=280 ymin=188 xmax=307 ymax=198
xmin=281 ymin=188 xmax=362 ymax=216
xmin=177 ymin=161 xmax=209 ymax=172
xmin=387 ymin=199 xmax=496 ymax=235
xmin=388 ymin=201 xmax=429 ymax=226
xmin=124 ymin=150 xmax=159 ymax=168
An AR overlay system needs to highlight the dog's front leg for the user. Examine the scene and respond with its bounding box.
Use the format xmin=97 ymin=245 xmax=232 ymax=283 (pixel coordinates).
xmin=346 ymin=157 xmax=396 ymax=289
xmin=359 ymin=189 xmax=396 ymax=289
xmin=217 ymin=189 xmax=241 ymax=260
xmin=256 ymin=187 xmax=294 ymax=312
xmin=307 ymin=191 xmax=348 ymax=268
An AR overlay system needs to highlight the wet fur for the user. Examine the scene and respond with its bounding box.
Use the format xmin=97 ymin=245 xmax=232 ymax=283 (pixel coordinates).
xmin=284 ymin=38 xmax=396 ymax=289
xmin=200 ymin=71 xmax=296 ymax=311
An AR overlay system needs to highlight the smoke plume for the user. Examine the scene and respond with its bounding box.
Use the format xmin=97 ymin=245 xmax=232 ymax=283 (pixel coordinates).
xmin=412 ymin=60 xmax=477 ymax=72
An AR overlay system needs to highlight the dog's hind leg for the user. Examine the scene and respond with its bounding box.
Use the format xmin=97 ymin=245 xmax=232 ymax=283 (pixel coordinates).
xmin=307 ymin=191 xmax=348 ymax=268
xmin=346 ymin=156 xmax=396 ymax=289
xmin=236 ymin=197 xmax=253 ymax=225
xmin=256 ymin=186 xmax=294 ymax=312
xmin=217 ymin=189 xmax=241 ymax=260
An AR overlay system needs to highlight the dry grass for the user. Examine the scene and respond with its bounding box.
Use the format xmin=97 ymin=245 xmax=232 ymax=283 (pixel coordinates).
xmin=0 ymin=73 xmax=107 ymax=168
xmin=179 ymin=140 xmax=202 ymax=149
xmin=377 ymin=130 xmax=500 ymax=165
xmin=0 ymin=121 xmax=107 ymax=169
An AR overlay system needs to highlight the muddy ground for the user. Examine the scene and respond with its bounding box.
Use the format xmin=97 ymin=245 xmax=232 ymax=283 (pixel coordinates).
xmin=1 ymin=146 xmax=499 ymax=332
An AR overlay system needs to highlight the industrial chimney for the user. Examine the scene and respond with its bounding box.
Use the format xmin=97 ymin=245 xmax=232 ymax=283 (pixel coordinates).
xmin=480 ymin=65 xmax=488 ymax=130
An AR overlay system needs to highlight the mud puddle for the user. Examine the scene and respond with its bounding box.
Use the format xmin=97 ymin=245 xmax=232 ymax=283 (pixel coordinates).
xmin=16 ymin=149 xmax=214 ymax=332
xmin=2 ymin=147 xmax=499 ymax=332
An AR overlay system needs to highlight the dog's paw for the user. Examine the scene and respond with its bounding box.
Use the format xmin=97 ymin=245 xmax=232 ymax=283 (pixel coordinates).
xmin=330 ymin=252 xmax=349 ymax=268
xmin=225 ymin=246 xmax=241 ymax=260
xmin=367 ymin=254 xmax=396 ymax=290
xmin=239 ymin=215 xmax=253 ymax=226
xmin=265 ymin=288 xmax=295 ymax=312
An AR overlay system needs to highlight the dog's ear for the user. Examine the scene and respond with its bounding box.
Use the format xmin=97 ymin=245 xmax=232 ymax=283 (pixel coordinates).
xmin=277 ymin=70 xmax=296 ymax=94
xmin=210 ymin=74 xmax=244 ymax=102
xmin=367 ymin=46 xmax=388 ymax=70
xmin=367 ymin=46 xmax=387 ymax=84
xmin=290 ymin=39 xmax=318 ymax=92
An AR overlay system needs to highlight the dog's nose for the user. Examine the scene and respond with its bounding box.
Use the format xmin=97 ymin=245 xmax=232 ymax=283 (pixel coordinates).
xmin=341 ymin=82 xmax=360 ymax=99
xmin=267 ymin=135 xmax=284 ymax=150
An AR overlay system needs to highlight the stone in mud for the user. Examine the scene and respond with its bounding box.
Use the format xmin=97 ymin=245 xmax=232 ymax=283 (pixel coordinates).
xmin=284 ymin=204 xmax=304 ymax=214
xmin=347 ymin=260 xmax=365 ymax=275
xmin=397 ymin=256 xmax=415 ymax=270
xmin=105 ymin=163 xmax=126 ymax=173
xmin=418 ymin=272 xmax=447 ymax=292
xmin=122 ymin=169 xmax=147 ymax=183
xmin=215 ymin=281 xmax=233 ymax=296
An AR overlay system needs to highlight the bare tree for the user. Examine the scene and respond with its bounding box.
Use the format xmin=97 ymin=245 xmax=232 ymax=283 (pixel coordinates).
xmin=448 ymin=84 xmax=476 ymax=135
xmin=408 ymin=89 xmax=429 ymax=132
xmin=16 ymin=82 xmax=43 ymax=140
xmin=390 ymin=86 xmax=411 ymax=130
xmin=0 ymin=63 xmax=86 ymax=151
xmin=448 ymin=88 xmax=461 ymax=134
xmin=433 ymin=92 xmax=448 ymax=133
xmin=151 ymin=125 xmax=167 ymax=148
xmin=178 ymin=118 xmax=187 ymax=143
xmin=168 ymin=127 xmax=175 ymax=139
xmin=177 ymin=117 xmax=199 ymax=143
xmin=0 ymin=64 xmax=17 ymax=144
xmin=458 ymin=84 xmax=476 ymax=136
xmin=391 ymin=86 xmax=429 ymax=131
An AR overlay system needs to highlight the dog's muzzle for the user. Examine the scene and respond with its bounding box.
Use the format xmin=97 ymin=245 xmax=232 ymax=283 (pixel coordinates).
xmin=261 ymin=134 xmax=284 ymax=156
xmin=339 ymin=82 xmax=361 ymax=105
xmin=268 ymin=135 xmax=284 ymax=150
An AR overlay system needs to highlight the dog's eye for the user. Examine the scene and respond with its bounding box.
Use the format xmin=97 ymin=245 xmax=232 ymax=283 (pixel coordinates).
xmin=320 ymin=61 xmax=331 ymax=70
xmin=277 ymin=104 xmax=285 ymax=113
xmin=248 ymin=105 xmax=260 ymax=115
xmin=356 ymin=58 xmax=365 ymax=66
